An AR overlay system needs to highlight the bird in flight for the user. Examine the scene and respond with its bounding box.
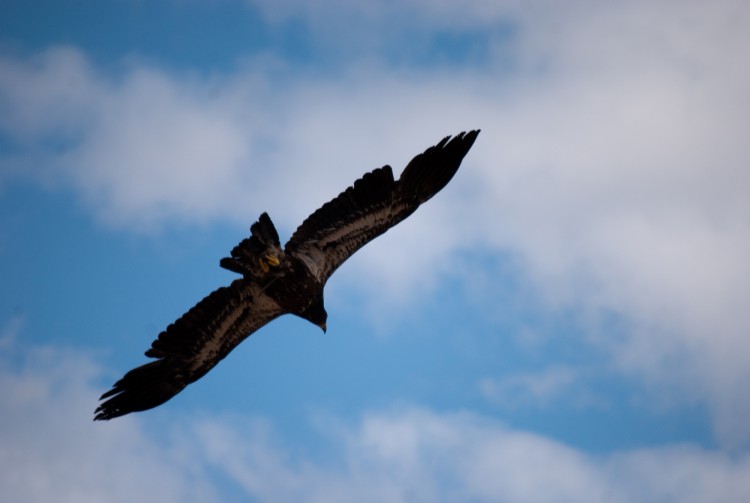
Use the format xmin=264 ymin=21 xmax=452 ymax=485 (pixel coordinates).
xmin=95 ymin=130 xmax=480 ymax=420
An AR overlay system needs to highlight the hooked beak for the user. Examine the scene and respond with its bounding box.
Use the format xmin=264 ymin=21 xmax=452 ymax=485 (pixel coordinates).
xmin=319 ymin=322 xmax=327 ymax=333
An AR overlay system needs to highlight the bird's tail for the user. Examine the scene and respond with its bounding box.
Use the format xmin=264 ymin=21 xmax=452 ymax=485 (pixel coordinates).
xmin=220 ymin=212 xmax=281 ymax=276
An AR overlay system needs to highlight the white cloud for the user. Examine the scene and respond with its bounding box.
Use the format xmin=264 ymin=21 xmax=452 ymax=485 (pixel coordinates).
xmin=3 ymin=340 xmax=750 ymax=503
xmin=0 ymin=341 xmax=217 ymax=503
xmin=249 ymin=0 xmax=510 ymax=60
xmin=0 ymin=47 xmax=271 ymax=230
xmin=479 ymin=365 xmax=600 ymax=409
xmin=460 ymin=0 xmax=750 ymax=446
xmin=2 ymin=0 xmax=750 ymax=447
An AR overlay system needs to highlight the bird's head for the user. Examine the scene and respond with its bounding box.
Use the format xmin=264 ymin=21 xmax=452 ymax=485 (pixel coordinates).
xmin=301 ymin=297 xmax=328 ymax=333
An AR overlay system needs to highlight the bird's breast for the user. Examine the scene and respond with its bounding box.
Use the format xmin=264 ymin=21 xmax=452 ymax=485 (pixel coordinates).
xmin=262 ymin=256 xmax=323 ymax=314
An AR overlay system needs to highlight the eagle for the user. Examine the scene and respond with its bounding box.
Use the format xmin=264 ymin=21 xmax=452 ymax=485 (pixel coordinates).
xmin=94 ymin=130 xmax=480 ymax=420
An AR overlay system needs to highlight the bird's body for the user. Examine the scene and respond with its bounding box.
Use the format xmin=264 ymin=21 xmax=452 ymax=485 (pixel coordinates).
xmin=95 ymin=130 xmax=479 ymax=420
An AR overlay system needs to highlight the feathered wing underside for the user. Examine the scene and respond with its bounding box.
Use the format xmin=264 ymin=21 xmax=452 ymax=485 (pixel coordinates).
xmin=285 ymin=130 xmax=480 ymax=281
xmin=94 ymin=279 xmax=283 ymax=420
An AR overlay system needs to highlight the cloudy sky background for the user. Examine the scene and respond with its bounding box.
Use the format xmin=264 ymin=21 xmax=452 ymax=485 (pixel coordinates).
xmin=2 ymin=0 xmax=750 ymax=501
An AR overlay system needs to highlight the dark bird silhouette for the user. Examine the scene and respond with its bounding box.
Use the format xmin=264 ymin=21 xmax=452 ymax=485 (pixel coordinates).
xmin=94 ymin=130 xmax=480 ymax=420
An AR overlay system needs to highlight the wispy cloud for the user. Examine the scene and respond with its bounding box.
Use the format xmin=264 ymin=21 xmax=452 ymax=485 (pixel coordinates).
xmin=0 ymin=338 xmax=217 ymax=503
xmin=2 ymin=340 xmax=749 ymax=502
xmin=478 ymin=365 xmax=601 ymax=409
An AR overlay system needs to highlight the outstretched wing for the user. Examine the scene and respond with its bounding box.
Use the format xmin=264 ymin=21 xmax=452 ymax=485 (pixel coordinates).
xmin=285 ymin=130 xmax=480 ymax=282
xmin=94 ymin=279 xmax=284 ymax=420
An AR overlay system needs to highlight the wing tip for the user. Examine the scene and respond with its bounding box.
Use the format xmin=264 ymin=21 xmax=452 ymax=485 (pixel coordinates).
xmin=397 ymin=129 xmax=481 ymax=202
xmin=447 ymin=129 xmax=481 ymax=151
xmin=93 ymin=360 xmax=189 ymax=421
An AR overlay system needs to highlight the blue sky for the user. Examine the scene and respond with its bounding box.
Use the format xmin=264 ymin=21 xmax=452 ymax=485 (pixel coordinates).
xmin=2 ymin=0 xmax=750 ymax=501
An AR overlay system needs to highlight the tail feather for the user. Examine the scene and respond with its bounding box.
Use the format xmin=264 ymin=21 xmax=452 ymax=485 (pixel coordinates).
xmin=220 ymin=212 xmax=281 ymax=276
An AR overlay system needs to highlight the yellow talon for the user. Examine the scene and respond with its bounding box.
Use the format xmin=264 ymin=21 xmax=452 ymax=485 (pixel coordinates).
xmin=258 ymin=257 xmax=270 ymax=273
xmin=264 ymin=254 xmax=281 ymax=267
